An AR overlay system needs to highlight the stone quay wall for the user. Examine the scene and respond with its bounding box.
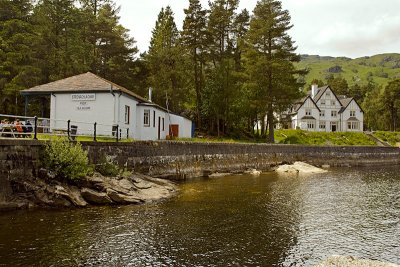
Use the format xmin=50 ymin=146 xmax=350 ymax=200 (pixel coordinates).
xmin=1 ymin=140 xmax=399 ymax=199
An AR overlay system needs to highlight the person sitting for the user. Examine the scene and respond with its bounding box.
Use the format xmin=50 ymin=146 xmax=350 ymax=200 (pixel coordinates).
xmin=14 ymin=119 xmax=24 ymax=138
xmin=24 ymin=120 xmax=33 ymax=138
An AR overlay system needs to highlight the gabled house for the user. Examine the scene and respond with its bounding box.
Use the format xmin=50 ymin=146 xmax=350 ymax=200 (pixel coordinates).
xmin=21 ymin=72 xmax=193 ymax=140
xmin=290 ymin=84 xmax=364 ymax=132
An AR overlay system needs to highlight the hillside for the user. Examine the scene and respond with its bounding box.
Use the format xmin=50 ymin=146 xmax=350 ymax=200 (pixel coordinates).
xmin=297 ymin=53 xmax=400 ymax=87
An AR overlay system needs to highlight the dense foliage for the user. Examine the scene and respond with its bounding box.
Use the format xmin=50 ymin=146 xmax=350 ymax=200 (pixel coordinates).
xmin=1 ymin=0 xmax=399 ymax=139
xmin=44 ymin=137 xmax=90 ymax=181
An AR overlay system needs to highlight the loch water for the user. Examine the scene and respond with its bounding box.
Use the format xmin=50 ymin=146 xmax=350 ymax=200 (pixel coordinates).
xmin=0 ymin=167 xmax=399 ymax=266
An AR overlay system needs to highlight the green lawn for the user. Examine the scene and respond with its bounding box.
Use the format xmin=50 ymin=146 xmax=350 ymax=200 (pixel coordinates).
xmin=372 ymin=131 xmax=400 ymax=146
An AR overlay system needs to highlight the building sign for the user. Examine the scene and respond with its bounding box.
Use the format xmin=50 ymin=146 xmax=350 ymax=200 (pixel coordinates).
xmin=71 ymin=93 xmax=96 ymax=101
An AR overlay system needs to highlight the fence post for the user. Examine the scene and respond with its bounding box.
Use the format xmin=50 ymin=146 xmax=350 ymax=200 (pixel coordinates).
xmin=94 ymin=122 xmax=97 ymax=142
xmin=126 ymin=128 xmax=129 ymax=139
xmin=67 ymin=120 xmax=71 ymax=139
xmin=33 ymin=116 xmax=38 ymax=140
xmin=116 ymin=124 xmax=119 ymax=142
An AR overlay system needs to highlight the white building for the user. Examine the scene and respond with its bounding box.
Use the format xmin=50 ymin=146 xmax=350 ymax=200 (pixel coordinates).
xmin=290 ymin=84 xmax=364 ymax=132
xmin=21 ymin=72 xmax=193 ymax=140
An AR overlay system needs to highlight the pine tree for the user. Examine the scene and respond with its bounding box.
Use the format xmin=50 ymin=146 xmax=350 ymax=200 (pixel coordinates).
xmin=0 ymin=0 xmax=41 ymax=114
xmin=244 ymin=0 xmax=305 ymax=142
xmin=146 ymin=6 xmax=187 ymax=112
xmin=181 ymin=0 xmax=209 ymax=128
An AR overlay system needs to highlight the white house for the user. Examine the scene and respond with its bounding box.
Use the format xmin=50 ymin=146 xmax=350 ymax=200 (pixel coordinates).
xmin=290 ymin=84 xmax=364 ymax=132
xmin=21 ymin=72 xmax=193 ymax=140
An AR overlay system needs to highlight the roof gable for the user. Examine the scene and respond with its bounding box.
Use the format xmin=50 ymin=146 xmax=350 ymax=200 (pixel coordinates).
xmin=21 ymin=72 xmax=148 ymax=103
xmin=314 ymin=85 xmax=343 ymax=106
xmin=294 ymin=95 xmax=321 ymax=112
xmin=339 ymin=98 xmax=364 ymax=113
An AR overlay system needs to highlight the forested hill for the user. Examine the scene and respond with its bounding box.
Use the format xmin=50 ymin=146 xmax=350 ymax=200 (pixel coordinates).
xmin=297 ymin=53 xmax=400 ymax=87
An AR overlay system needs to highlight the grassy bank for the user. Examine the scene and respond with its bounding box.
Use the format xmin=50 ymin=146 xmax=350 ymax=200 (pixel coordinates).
xmin=372 ymin=131 xmax=400 ymax=146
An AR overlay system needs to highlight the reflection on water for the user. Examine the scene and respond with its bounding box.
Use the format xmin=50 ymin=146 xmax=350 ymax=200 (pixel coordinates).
xmin=0 ymin=167 xmax=399 ymax=266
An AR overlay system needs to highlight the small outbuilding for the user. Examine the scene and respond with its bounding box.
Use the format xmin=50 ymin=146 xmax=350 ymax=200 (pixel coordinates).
xmin=21 ymin=72 xmax=193 ymax=140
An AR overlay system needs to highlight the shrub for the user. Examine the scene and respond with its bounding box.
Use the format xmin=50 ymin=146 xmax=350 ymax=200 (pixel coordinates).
xmin=95 ymin=154 xmax=119 ymax=177
xmin=44 ymin=137 xmax=90 ymax=181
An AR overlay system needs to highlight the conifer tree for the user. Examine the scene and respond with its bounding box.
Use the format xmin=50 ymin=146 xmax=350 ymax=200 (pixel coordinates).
xmin=244 ymin=0 xmax=305 ymax=142
xmin=182 ymin=0 xmax=209 ymax=127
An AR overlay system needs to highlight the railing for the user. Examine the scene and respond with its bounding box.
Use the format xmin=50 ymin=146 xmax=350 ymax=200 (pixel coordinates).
xmin=0 ymin=114 xmax=130 ymax=142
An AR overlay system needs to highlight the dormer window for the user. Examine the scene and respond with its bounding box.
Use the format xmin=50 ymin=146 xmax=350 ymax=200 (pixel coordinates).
xmin=305 ymin=109 xmax=312 ymax=116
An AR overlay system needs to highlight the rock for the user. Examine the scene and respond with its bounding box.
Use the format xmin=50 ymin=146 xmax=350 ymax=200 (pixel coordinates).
xmin=0 ymin=202 xmax=29 ymax=211
xmin=55 ymin=185 xmax=87 ymax=207
xmin=209 ymin=172 xmax=231 ymax=178
xmin=321 ymin=164 xmax=330 ymax=169
xmin=245 ymin=169 xmax=261 ymax=176
xmin=276 ymin=162 xmax=328 ymax=174
xmin=81 ymin=188 xmax=113 ymax=205
xmin=315 ymin=256 xmax=399 ymax=267
xmin=106 ymin=189 xmax=143 ymax=204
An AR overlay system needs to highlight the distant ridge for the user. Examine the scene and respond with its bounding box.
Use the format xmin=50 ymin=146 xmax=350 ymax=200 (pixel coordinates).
xmin=297 ymin=53 xmax=400 ymax=86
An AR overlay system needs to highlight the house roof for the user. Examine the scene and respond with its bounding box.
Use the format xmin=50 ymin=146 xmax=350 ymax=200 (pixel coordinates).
xmin=347 ymin=117 xmax=360 ymax=122
xmin=339 ymin=97 xmax=353 ymax=113
xmin=300 ymin=116 xmax=317 ymax=120
xmin=20 ymin=72 xmax=148 ymax=103
xmin=313 ymin=85 xmax=329 ymax=102
xmin=293 ymin=95 xmax=321 ymax=113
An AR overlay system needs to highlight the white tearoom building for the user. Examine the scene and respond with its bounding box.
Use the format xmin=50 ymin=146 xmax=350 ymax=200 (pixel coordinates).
xmin=21 ymin=72 xmax=193 ymax=140
xmin=284 ymin=84 xmax=364 ymax=132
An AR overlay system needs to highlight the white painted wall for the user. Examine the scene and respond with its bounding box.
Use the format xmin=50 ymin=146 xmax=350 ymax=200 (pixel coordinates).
xmin=169 ymin=113 xmax=193 ymax=138
xmin=340 ymin=100 xmax=364 ymax=132
xmin=136 ymin=106 xmax=168 ymax=140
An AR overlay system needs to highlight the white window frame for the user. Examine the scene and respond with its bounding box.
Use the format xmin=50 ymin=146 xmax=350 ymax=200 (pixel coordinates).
xmin=124 ymin=105 xmax=130 ymax=124
xmin=307 ymin=120 xmax=315 ymax=129
xmin=331 ymin=100 xmax=336 ymax=106
xmin=321 ymin=100 xmax=326 ymax=105
xmin=143 ymin=109 xmax=150 ymax=127
xmin=350 ymin=110 xmax=356 ymax=117
xmin=348 ymin=121 xmax=359 ymax=130
xmin=331 ymin=110 xmax=337 ymax=117
xmin=326 ymin=92 xmax=331 ymax=97
xmin=320 ymin=110 xmax=325 ymax=117
xmin=305 ymin=109 xmax=312 ymax=116
xmin=319 ymin=121 xmax=326 ymax=129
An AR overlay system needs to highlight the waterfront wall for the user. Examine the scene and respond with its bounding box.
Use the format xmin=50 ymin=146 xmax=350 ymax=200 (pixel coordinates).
xmin=1 ymin=139 xmax=400 ymax=200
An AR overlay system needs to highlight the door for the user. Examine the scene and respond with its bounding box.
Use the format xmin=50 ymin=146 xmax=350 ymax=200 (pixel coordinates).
xmin=158 ymin=116 xmax=161 ymax=140
xmin=169 ymin=124 xmax=179 ymax=138
xmin=331 ymin=122 xmax=337 ymax=132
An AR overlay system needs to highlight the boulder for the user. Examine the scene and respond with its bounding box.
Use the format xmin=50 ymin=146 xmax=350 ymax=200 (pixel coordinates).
xmin=81 ymin=188 xmax=113 ymax=205
xmin=55 ymin=185 xmax=87 ymax=207
xmin=276 ymin=162 xmax=328 ymax=174
xmin=209 ymin=172 xmax=231 ymax=178
xmin=315 ymin=256 xmax=399 ymax=267
xmin=106 ymin=189 xmax=143 ymax=204
xmin=245 ymin=169 xmax=261 ymax=176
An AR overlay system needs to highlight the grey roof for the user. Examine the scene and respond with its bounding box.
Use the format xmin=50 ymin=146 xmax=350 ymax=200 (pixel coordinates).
xmin=339 ymin=98 xmax=353 ymax=113
xmin=293 ymin=95 xmax=321 ymax=113
xmin=300 ymin=116 xmax=317 ymax=120
xmin=21 ymin=72 xmax=148 ymax=103
xmin=313 ymin=86 xmax=329 ymax=102
xmin=347 ymin=117 xmax=360 ymax=122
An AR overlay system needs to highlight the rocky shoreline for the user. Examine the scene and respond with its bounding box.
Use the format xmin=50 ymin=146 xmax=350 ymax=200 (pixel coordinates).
xmin=0 ymin=172 xmax=177 ymax=211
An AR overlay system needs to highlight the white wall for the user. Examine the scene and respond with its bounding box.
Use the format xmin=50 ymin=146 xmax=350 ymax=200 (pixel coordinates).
xmin=117 ymin=94 xmax=139 ymax=139
xmin=169 ymin=114 xmax=193 ymax=138
xmin=295 ymin=97 xmax=319 ymax=131
xmin=136 ymin=106 xmax=168 ymax=140
xmin=315 ymin=88 xmax=342 ymax=132
xmin=340 ymin=100 xmax=364 ymax=132
xmin=50 ymin=93 xmax=115 ymax=136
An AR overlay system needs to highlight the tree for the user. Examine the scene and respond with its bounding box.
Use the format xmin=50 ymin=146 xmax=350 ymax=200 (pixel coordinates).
xmin=382 ymin=79 xmax=400 ymax=131
xmin=0 ymin=0 xmax=41 ymax=114
xmin=329 ymin=77 xmax=349 ymax=96
xmin=181 ymin=0 xmax=209 ymax=128
xmin=146 ymin=6 xmax=188 ymax=112
xmin=244 ymin=0 xmax=305 ymax=143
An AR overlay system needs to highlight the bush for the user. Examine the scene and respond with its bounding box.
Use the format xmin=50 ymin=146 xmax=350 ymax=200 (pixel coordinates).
xmin=44 ymin=137 xmax=90 ymax=181
xmin=95 ymin=154 xmax=119 ymax=177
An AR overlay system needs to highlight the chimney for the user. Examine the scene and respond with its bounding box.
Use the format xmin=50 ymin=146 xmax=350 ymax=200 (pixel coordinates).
xmin=148 ymin=87 xmax=153 ymax=102
xmin=311 ymin=84 xmax=318 ymax=99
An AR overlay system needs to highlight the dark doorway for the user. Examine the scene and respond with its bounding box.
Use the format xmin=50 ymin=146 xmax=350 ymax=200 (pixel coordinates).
xmin=332 ymin=125 xmax=337 ymax=132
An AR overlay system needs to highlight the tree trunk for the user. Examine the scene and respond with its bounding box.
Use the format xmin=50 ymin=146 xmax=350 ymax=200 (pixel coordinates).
xmin=267 ymin=108 xmax=275 ymax=143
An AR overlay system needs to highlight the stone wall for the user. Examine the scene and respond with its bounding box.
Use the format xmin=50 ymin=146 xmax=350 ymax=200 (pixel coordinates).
xmin=1 ymin=139 xmax=399 ymax=201
xmin=0 ymin=140 xmax=42 ymax=201
xmin=81 ymin=141 xmax=400 ymax=179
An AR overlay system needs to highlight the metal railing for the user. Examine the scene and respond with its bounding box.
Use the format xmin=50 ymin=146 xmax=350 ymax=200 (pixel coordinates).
xmin=0 ymin=114 xmax=130 ymax=142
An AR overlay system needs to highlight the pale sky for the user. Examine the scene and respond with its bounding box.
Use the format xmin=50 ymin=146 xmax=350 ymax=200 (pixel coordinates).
xmin=116 ymin=0 xmax=400 ymax=58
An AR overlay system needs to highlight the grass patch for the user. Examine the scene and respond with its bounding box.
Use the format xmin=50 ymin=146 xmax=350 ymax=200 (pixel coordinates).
xmin=372 ymin=131 xmax=400 ymax=146
xmin=275 ymin=129 xmax=377 ymax=146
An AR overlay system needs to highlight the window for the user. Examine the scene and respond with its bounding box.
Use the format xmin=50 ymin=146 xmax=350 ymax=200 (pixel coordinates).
xmin=350 ymin=110 xmax=356 ymax=117
xmin=319 ymin=121 xmax=326 ymax=129
xmin=124 ymin=105 xmax=130 ymax=124
xmin=305 ymin=109 xmax=312 ymax=116
xmin=321 ymin=100 xmax=326 ymax=105
xmin=326 ymin=92 xmax=331 ymax=97
xmin=331 ymin=100 xmax=336 ymax=106
xmin=320 ymin=110 xmax=325 ymax=117
xmin=331 ymin=110 xmax=337 ymax=117
xmin=153 ymin=110 xmax=156 ymax=127
xmin=348 ymin=121 xmax=360 ymax=130
xmin=143 ymin=109 xmax=150 ymax=127
xmin=307 ymin=121 xmax=315 ymax=129
xmin=162 ymin=118 xmax=165 ymax=131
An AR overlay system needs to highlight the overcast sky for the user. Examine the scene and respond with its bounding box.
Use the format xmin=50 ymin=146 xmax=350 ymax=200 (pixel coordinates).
xmin=115 ymin=0 xmax=400 ymax=58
